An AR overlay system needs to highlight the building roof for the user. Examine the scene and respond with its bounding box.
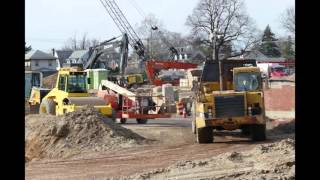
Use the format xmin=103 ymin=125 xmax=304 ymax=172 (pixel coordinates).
xmin=68 ymin=50 xmax=89 ymax=59
xmin=230 ymin=50 xmax=286 ymax=63
xmin=25 ymin=50 xmax=56 ymax=60
xmin=56 ymin=50 xmax=73 ymax=67
xmin=56 ymin=50 xmax=73 ymax=61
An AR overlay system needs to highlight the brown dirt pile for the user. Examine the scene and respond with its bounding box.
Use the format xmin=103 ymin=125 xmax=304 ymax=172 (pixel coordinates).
xmin=25 ymin=106 xmax=146 ymax=162
xmin=42 ymin=72 xmax=58 ymax=88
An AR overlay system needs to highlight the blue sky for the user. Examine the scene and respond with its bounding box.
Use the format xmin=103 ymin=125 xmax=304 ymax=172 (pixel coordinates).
xmin=26 ymin=0 xmax=295 ymax=52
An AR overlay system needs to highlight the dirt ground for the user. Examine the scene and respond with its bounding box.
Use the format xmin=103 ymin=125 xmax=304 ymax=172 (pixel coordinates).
xmin=25 ymin=82 xmax=295 ymax=179
xmin=25 ymin=117 xmax=294 ymax=180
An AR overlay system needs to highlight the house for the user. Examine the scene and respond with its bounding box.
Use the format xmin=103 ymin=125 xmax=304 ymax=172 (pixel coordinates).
xmin=239 ymin=49 xmax=286 ymax=63
xmin=66 ymin=50 xmax=90 ymax=65
xmin=52 ymin=49 xmax=73 ymax=70
xmin=25 ymin=50 xmax=57 ymax=77
xmin=230 ymin=49 xmax=294 ymax=76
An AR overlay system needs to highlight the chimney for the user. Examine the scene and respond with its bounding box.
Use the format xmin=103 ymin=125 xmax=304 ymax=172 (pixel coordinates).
xmin=52 ymin=48 xmax=55 ymax=56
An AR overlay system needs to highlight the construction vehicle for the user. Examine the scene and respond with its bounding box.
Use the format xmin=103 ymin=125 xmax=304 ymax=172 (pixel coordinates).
xmin=84 ymin=33 xmax=145 ymax=89
xmin=29 ymin=66 xmax=113 ymax=117
xmin=145 ymin=60 xmax=198 ymax=86
xmin=25 ymin=71 xmax=42 ymax=98
xmin=192 ymin=59 xmax=266 ymax=143
xmin=98 ymin=0 xmax=198 ymax=87
xmin=98 ymin=79 xmax=171 ymax=124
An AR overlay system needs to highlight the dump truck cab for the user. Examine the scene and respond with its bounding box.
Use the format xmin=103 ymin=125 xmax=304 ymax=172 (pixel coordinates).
xmin=193 ymin=60 xmax=266 ymax=143
xmin=29 ymin=67 xmax=113 ymax=117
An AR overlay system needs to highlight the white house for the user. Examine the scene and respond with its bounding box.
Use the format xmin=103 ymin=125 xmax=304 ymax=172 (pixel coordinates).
xmin=25 ymin=50 xmax=57 ymax=76
xmin=66 ymin=50 xmax=89 ymax=65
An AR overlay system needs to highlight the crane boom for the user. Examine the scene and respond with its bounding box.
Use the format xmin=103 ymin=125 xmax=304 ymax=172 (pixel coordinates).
xmin=99 ymin=0 xmax=145 ymax=59
xmin=152 ymin=26 xmax=179 ymax=59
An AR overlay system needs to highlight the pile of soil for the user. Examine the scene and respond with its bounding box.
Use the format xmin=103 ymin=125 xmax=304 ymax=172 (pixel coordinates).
xmin=42 ymin=72 xmax=58 ymax=88
xmin=129 ymin=138 xmax=295 ymax=180
xmin=25 ymin=106 xmax=146 ymax=162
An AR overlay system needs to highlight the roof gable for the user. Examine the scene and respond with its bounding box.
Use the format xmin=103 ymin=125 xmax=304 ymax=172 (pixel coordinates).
xmin=68 ymin=50 xmax=89 ymax=59
xmin=25 ymin=50 xmax=56 ymax=60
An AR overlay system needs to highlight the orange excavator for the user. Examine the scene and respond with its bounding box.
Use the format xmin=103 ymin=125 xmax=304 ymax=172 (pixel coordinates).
xmin=145 ymin=60 xmax=198 ymax=86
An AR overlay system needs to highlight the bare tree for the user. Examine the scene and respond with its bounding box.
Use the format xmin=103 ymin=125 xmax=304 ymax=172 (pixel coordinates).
xmin=90 ymin=39 xmax=100 ymax=47
xmin=135 ymin=13 xmax=165 ymax=58
xmin=135 ymin=13 xmax=189 ymax=59
xmin=79 ymin=33 xmax=88 ymax=50
xmin=62 ymin=33 xmax=100 ymax=50
xmin=186 ymin=0 xmax=260 ymax=61
xmin=280 ymin=6 xmax=295 ymax=35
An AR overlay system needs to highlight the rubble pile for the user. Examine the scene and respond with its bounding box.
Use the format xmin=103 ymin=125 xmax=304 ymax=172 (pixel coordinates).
xmin=25 ymin=106 xmax=146 ymax=162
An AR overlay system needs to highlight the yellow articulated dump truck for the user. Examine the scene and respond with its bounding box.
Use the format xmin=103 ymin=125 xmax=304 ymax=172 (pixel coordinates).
xmin=192 ymin=59 xmax=266 ymax=143
xmin=28 ymin=67 xmax=113 ymax=117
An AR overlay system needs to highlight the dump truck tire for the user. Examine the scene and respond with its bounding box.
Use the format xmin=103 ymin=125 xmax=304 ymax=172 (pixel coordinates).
xmin=39 ymin=99 xmax=56 ymax=115
xmin=120 ymin=118 xmax=127 ymax=124
xmin=196 ymin=127 xmax=213 ymax=143
xmin=251 ymin=124 xmax=266 ymax=141
xmin=241 ymin=125 xmax=251 ymax=136
xmin=136 ymin=119 xmax=148 ymax=124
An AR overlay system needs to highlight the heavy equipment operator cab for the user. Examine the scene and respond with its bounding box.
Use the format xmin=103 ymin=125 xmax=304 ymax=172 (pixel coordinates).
xmin=56 ymin=68 xmax=88 ymax=93
xmin=233 ymin=68 xmax=262 ymax=92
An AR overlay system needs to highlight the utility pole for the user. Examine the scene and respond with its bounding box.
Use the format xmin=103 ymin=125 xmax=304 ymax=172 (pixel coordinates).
xmin=150 ymin=28 xmax=153 ymax=59
xmin=211 ymin=30 xmax=223 ymax=91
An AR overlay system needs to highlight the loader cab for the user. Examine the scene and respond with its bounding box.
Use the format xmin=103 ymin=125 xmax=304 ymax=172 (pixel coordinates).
xmin=56 ymin=68 xmax=88 ymax=94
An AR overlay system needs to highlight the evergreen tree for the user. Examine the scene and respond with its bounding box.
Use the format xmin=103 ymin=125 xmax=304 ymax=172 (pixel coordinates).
xmin=262 ymin=25 xmax=277 ymax=41
xmin=25 ymin=42 xmax=32 ymax=54
xmin=281 ymin=36 xmax=295 ymax=59
xmin=259 ymin=25 xmax=281 ymax=57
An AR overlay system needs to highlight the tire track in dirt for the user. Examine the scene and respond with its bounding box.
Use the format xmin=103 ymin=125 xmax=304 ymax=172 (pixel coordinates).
xmin=26 ymin=137 xmax=256 ymax=179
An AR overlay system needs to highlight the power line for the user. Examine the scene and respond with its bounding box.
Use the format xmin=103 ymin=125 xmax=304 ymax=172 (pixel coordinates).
xmin=128 ymin=0 xmax=147 ymax=18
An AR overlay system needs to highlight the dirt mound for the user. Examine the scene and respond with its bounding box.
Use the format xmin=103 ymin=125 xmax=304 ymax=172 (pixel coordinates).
xmin=25 ymin=106 xmax=146 ymax=162
xmin=127 ymin=138 xmax=295 ymax=179
xmin=42 ymin=72 xmax=58 ymax=88
xmin=268 ymin=120 xmax=295 ymax=135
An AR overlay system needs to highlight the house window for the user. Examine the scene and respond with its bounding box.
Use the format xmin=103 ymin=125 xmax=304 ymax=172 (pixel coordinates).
xmin=35 ymin=61 xmax=39 ymax=66
xmin=48 ymin=61 xmax=52 ymax=66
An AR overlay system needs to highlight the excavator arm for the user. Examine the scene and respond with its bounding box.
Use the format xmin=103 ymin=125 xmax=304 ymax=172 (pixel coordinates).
xmin=84 ymin=34 xmax=129 ymax=73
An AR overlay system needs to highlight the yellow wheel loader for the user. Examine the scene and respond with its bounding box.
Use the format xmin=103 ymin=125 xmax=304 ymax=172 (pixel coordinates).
xmin=28 ymin=67 xmax=113 ymax=117
xmin=192 ymin=60 xmax=266 ymax=143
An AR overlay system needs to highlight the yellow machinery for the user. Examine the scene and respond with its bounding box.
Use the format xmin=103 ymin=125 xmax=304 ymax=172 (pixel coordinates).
xmin=29 ymin=67 xmax=113 ymax=116
xmin=192 ymin=60 xmax=266 ymax=143
xmin=126 ymin=74 xmax=144 ymax=88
